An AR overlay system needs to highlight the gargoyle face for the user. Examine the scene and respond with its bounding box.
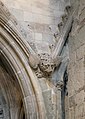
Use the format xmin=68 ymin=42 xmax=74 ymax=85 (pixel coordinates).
xmin=38 ymin=53 xmax=56 ymax=75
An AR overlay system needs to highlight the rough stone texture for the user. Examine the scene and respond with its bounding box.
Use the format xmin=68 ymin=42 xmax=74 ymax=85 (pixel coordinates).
xmin=1 ymin=0 xmax=70 ymax=54
xmin=42 ymin=89 xmax=54 ymax=119
xmin=0 ymin=66 xmax=24 ymax=119
xmin=67 ymin=0 xmax=85 ymax=119
xmin=0 ymin=1 xmax=71 ymax=119
xmin=2 ymin=0 xmax=85 ymax=119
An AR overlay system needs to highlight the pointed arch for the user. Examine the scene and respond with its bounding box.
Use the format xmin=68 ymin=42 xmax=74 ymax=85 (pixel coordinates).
xmin=0 ymin=1 xmax=46 ymax=118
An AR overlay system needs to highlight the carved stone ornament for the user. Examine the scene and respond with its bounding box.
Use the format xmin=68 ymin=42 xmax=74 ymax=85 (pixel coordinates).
xmin=38 ymin=53 xmax=56 ymax=75
xmin=28 ymin=5 xmax=74 ymax=79
xmin=29 ymin=52 xmax=62 ymax=78
xmin=29 ymin=54 xmax=40 ymax=69
xmin=56 ymin=80 xmax=64 ymax=89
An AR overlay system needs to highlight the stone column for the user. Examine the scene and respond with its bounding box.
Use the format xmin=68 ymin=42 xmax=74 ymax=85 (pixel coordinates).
xmin=52 ymin=81 xmax=63 ymax=119
xmin=56 ymin=82 xmax=63 ymax=119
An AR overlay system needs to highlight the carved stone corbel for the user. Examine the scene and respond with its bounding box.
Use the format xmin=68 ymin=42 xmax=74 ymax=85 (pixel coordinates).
xmin=38 ymin=53 xmax=61 ymax=76
xmin=28 ymin=6 xmax=74 ymax=79
xmin=29 ymin=52 xmax=62 ymax=78
xmin=28 ymin=5 xmax=76 ymax=81
xmin=29 ymin=53 xmax=40 ymax=69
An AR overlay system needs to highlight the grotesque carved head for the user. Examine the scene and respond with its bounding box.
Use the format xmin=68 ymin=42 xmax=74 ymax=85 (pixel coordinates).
xmin=38 ymin=53 xmax=56 ymax=76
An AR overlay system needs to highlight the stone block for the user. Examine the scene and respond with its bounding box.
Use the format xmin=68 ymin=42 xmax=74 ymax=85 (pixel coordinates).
xmin=42 ymin=90 xmax=53 ymax=118
xmin=67 ymin=73 xmax=75 ymax=96
xmin=38 ymin=78 xmax=48 ymax=91
xmin=42 ymin=33 xmax=54 ymax=44
xmin=34 ymin=23 xmax=44 ymax=33
xmin=69 ymin=107 xmax=74 ymax=119
xmin=24 ymin=12 xmax=34 ymax=22
xmin=75 ymin=105 xmax=79 ymax=119
xmin=69 ymin=96 xmax=75 ymax=108
xmin=74 ymin=59 xmax=84 ymax=89
xmin=38 ymin=15 xmax=54 ymax=24
xmin=75 ymin=90 xmax=85 ymax=106
xmin=2 ymin=0 xmax=15 ymax=9
xmin=68 ymin=57 xmax=85 ymax=97
xmin=35 ymin=33 xmax=42 ymax=41
xmin=75 ymin=25 xmax=85 ymax=47
xmin=75 ymin=103 xmax=84 ymax=119
xmin=21 ymin=21 xmax=35 ymax=32
xmin=35 ymin=41 xmax=50 ymax=54
xmin=79 ymin=8 xmax=85 ymax=22
xmin=68 ymin=35 xmax=76 ymax=53
xmin=76 ymin=45 xmax=85 ymax=60
xmin=31 ymin=6 xmax=53 ymax=17
xmin=10 ymin=8 xmax=24 ymax=21
xmin=82 ymin=102 xmax=85 ymax=117
xmin=69 ymin=51 xmax=76 ymax=66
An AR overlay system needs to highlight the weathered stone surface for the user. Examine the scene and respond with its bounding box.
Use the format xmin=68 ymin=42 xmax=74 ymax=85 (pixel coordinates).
xmin=42 ymin=90 xmax=54 ymax=118
xmin=38 ymin=78 xmax=48 ymax=91
xmin=67 ymin=1 xmax=85 ymax=119
xmin=69 ymin=107 xmax=74 ymax=119
xmin=2 ymin=0 xmax=85 ymax=119
xmin=1 ymin=0 xmax=68 ymax=56
xmin=75 ymin=90 xmax=85 ymax=106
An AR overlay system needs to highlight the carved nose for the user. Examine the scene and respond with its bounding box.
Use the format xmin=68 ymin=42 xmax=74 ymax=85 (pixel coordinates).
xmin=47 ymin=66 xmax=53 ymax=73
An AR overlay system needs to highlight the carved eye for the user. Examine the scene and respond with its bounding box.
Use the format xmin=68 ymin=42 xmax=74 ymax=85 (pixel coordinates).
xmin=51 ymin=65 xmax=53 ymax=69
xmin=46 ymin=65 xmax=48 ymax=68
xmin=48 ymin=64 xmax=50 ymax=67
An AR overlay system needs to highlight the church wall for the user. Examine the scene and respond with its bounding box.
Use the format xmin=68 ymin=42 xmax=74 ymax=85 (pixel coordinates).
xmin=0 ymin=1 xmax=71 ymax=119
xmin=1 ymin=0 xmax=70 ymax=54
xmin=67 ymin=0 xmax=85 ymax=119
xmin=0 ymin=0 xmax=69 ymax=118
xmin=2 ymin=0 xmax=85 ymax=119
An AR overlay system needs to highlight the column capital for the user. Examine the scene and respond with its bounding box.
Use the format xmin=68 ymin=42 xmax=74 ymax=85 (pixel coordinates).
xmin=56 ymin=80 xmax=64 ymax=90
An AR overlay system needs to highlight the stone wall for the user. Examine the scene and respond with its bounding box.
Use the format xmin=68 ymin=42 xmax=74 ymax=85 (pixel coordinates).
xmin=2 ymin=0 xmax=85 ymax=119
xmin=1 ymin=0 xmax=70 ymax=54
xmin=67 ymin=0 xmax=85 ymax=119
xmin=0 ymin=1 xmax=71 ymax=119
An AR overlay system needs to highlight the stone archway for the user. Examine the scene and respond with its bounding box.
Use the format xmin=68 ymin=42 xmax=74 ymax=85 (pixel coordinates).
xmin=0 ymin=64 xmax=25 ymax=119
xmin=0 ymin=1 xmax=47 ymax=119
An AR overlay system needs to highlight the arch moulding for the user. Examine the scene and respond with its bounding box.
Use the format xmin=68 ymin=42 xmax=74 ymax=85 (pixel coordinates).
xmin=0 ymin=1 xmax=47 ymax=119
